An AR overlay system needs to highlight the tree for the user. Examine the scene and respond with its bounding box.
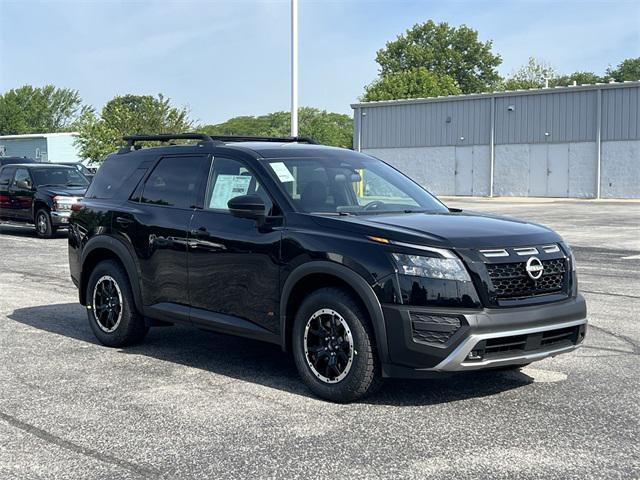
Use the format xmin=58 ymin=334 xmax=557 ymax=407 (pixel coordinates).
xmin=202 ymin=107 xmax=353 ymax=149
xmin=0 ymin=85 xmax=84 ymax=135
xmin=75 ymin=94 xmax=193 ymax=161
xmin=502 ymin=57 xmax=558 ymax=90
xmin=374 ymin=20 xmax=502 ymax=94
xmin=550 ymin=71 xmax=603 ymax=87
xmin=362 ymin=68 xmax=461 ymax=101
xmin=606 ymin=58 xmax=640 ymax=81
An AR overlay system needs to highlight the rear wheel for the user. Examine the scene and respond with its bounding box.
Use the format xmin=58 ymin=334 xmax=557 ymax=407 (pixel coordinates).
xmin=35 ymin=209 xmax=54 ymax=238
xmin=292 ymin=287 xmax=382 ymax=403
xmin=85 ymin=260 xmax=148 ymax=347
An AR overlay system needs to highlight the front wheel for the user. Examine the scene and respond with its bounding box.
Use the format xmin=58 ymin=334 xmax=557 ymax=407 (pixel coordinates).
xmin=292 ymin=287 xmax=382 ymax=403
xmin=35 ymin=209 xmax=54 ymax=238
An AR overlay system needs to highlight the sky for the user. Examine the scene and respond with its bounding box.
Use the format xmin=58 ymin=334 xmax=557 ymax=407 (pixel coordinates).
xmin=1 ymin=0 xmax=639 ymax=125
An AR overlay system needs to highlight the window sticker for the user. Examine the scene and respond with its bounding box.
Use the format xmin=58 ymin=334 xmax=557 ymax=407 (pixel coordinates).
xmin=269 ymin=162 xmax=295 ymax=183
xmin=209 ymin=175 xmax=251 ymax=209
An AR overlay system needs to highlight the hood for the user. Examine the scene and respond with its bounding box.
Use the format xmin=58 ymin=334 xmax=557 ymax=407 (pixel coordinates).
xmin=38 ymin=186 xmax=87 ymax=197
xmin=313 ymin=210 xmax=561 ymax=249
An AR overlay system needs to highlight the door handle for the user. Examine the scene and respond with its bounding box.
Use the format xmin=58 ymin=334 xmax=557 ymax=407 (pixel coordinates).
xmin=116 ymin=217 xmax=133 ymax=227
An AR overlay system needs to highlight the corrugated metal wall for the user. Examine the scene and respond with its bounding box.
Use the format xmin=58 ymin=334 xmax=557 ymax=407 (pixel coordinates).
xmin=355 ymin=83 xmax=640 ymax=149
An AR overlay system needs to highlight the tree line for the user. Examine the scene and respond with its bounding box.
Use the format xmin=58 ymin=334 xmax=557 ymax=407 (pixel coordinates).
xmin=1 ymin=20 xmax=637 ymax=161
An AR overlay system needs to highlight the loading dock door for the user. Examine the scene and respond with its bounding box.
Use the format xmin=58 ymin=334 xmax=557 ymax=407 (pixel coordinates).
xmin=454 ymin=147 xmax=473 ymax=195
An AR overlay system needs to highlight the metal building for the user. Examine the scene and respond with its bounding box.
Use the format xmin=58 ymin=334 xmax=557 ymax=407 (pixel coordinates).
xmin=352 ymin=81 xmax=640 ymax=199
xmin=0 ymin=132 xmax=82 ymax=163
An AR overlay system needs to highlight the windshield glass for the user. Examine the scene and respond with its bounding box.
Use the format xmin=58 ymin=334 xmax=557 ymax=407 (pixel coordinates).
xmin=266 ymin=154 xmax=447 ymax=215
xmin=31 ymin=168 xmax=89 ymax=187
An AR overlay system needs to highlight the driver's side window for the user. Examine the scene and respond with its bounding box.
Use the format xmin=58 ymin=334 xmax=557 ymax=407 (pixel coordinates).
xmin=13 ymin=169 xmax=32 ymax=189
xmin=205 ymin=157 xmax=274 ymax=214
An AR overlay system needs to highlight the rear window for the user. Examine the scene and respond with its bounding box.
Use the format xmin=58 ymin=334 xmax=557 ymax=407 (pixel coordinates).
xmin=0 ymin=167 xmax=15 ymax=186
xmin=85 ymin=155 xmax=141 ymax=199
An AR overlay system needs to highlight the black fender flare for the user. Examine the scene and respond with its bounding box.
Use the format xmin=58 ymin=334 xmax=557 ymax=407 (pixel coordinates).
xmin=80 ymin=235 xmax=144 ymax=312
xmin=279 ymin=261 xmax=389 ymax=363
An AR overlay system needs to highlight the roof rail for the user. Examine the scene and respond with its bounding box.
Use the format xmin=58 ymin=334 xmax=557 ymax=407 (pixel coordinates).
xmin=207 ymin=135 xmax=318 ymax=144
xmin=119 ymin=133 xmax=220 ymax=153
xmin=118 ymin=133 xmax=318 ymax=153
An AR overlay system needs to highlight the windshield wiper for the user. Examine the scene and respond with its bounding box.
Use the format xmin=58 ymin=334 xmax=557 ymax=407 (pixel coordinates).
xmin=313 ymin=211 xmax=352 ymax=216
xmin=66 ymin=183 xmax=87 ymax=187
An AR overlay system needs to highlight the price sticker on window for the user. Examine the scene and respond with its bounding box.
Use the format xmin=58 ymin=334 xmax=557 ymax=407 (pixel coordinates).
xmin=270 ymin=162 xmax=295 ymax=183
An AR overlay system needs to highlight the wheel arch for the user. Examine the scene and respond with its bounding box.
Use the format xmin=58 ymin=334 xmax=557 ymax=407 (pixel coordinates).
xmin=79 ymin=236 xmax=143 ymax=312
xmin=280 ymin=261 xmax=389 ymax=363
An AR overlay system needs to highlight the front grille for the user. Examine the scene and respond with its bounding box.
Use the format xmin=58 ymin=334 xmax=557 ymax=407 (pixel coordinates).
xmin=410 ymin=313 xmax=461 ymax=345
xmin=486 ymin=258 xmax=567 ymax=299
xmin=471 ymin=324 xmax=585 ymax=360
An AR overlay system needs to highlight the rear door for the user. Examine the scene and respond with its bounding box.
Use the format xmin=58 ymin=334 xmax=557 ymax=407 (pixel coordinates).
xmin=118 ymin=154 xmax=210 ymax=311
xmin=0 ymin=167 xmax=16 ymax=219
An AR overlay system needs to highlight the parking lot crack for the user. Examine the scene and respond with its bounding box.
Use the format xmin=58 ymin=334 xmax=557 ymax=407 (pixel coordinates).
xmin=0 ymin=411 xmax=161 ymax=479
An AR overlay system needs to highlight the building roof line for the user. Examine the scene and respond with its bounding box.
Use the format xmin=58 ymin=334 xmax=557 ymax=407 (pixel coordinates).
xmin=350 ymin=80 xmax=640 ymax=109
xmin=0 ymin=132 xmax=79 ymax=140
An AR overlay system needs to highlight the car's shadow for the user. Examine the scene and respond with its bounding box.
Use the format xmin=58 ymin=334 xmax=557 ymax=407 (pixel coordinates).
xmin=8 ymin=303 xmax=535 ymax=406
xmin=0 ymin=224 xmax=67 ymax=239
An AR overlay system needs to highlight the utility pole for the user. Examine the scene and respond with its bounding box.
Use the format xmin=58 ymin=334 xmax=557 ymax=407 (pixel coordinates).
xmin=291 ymin=0 xmax=299 ymax=137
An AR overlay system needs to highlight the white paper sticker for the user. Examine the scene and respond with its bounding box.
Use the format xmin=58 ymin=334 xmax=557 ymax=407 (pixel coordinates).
xmin=270 ymin=162 xmax=295 ymax=182
xmin=209 ymin=175 xmax=251 ymax=209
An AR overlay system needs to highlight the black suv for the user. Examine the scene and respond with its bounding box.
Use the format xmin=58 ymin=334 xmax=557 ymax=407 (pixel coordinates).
xmin=0 ymin=163 xmax=90 ymax=237
xmin=68 ymin=134 xmax=587 ymax=402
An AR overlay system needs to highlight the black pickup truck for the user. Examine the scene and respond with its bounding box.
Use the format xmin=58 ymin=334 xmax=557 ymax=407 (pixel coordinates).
xmin=0 ymin=163 xmax=89 ymax=238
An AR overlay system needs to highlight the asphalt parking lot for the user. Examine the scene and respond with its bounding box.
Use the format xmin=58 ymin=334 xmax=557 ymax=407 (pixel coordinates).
xmin=1 ymin=199 xmax=639 ymax=479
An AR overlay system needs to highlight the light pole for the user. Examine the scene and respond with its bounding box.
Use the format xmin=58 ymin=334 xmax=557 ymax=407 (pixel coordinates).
xmin=291 ymin=0 xmax=299 ymax=137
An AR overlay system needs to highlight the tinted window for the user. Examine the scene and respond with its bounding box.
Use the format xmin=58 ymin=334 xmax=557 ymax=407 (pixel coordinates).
xmin=31 ymin=168 xmax=89 ymax=187
xmin=205 ymin=157 xmax=273 ymax=213
xmin=86 ymin=155 xmax=143 ymax=199
xmin=141 ymin=156 xmax=208 ymax=208
xmin=0 ymin=167 xmax=14 ymax=187
xmin=14 ymin=169 xmax=32 ymax=187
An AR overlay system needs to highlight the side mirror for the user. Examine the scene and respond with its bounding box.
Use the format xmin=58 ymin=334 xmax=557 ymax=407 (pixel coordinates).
xmin=227 ymin=194 xmax=266 ymax=220
xmin=16 ymin=180 xmax=31 ymax=190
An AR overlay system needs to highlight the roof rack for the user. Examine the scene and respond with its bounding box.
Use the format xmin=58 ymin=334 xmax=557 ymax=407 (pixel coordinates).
xmin=119 ymin=133 xmax=219 ymax=153
xmin=206 ymin=135 xmax=318 ymax=144
xmin=118 ymin=133 xmax=318 ymax=153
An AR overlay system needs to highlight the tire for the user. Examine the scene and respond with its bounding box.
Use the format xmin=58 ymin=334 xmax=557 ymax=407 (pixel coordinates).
xmin=292 ymin=287 xmax=382 ymax=403
xmin=34 ymin=209 xmax=54 ymax=239
xmin=85 ymin=259 xmax=148 ymax=347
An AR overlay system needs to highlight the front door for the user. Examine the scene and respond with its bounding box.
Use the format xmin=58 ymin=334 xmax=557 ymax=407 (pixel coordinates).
xmin=118 ymin=154 xmax=210 ymax=310
xmin=9 ymin=168 xmax=35 ymax=221
xmin=188 ymin=156 xmax=282 ymax=333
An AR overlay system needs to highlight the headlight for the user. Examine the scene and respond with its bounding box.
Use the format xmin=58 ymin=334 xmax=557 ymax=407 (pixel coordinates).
xmin=563 ymin=242 xmax=576 ymax=272
xmin=392 ymin=253 xmax=471 ymax=281
xmin=53 ymin=196 xmax=77 ymax=211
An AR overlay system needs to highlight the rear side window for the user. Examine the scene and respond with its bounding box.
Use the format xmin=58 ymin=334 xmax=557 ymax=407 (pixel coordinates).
xmin=141 ymin=156 xmax=209 ymax=209
xmin=86 ymin=155 xmax=142 ymax=199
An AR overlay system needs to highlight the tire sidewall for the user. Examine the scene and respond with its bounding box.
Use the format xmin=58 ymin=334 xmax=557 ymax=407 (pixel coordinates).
xmin=85 ymin=260 xmax=143 ymax=347
xmin=292 ymin=289 xmax=377 ymax=402
xmin=35 ymin=209 xmax=52 ymax=238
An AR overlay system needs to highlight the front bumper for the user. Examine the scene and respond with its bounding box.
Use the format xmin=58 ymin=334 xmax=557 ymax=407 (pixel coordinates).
xmin=50 ymin=210 xmax=71 ymax=226
xmin=381 ymin=294 xmax=587 ymax=378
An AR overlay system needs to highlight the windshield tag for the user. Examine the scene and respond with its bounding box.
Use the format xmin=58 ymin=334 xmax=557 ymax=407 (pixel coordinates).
xmin=270 ymin=162 xmax=295 ymax=182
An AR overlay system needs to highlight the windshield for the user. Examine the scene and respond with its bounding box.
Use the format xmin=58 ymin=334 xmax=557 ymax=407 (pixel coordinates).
xmin=265 ymin=154 xmax=447 ymax=215
xmin=31 ymin=168 xmax=89 ymax=187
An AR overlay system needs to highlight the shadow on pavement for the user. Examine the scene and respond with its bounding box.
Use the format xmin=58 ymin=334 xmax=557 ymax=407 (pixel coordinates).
xmin=8 ymin=303 xmax=534 ymax=406
xmin=0 ymin=224 xmax=68 ymax=239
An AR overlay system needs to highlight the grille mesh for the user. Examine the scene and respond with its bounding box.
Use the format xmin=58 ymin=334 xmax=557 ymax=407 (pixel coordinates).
xmin=410 ymin=313 xmax=461 ymax=345
xmin=486 ymin=258 xmax=566 ymax=299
